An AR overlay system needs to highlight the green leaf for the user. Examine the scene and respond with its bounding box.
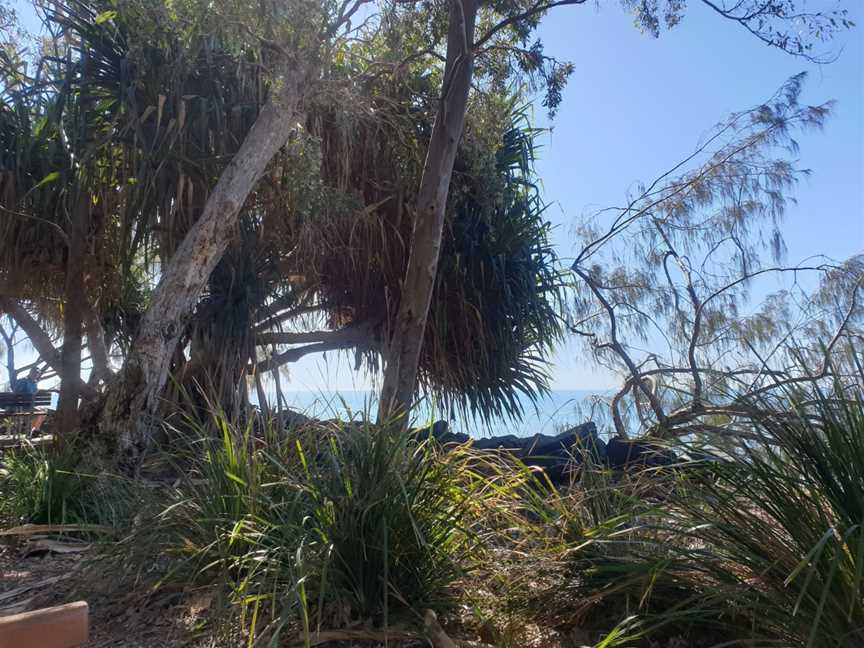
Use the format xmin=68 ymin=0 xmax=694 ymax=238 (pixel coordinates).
xmin=95 ymin=10 xmax=117 ymax=25
xmin=34 ymin=171 xmax=61 ymax=189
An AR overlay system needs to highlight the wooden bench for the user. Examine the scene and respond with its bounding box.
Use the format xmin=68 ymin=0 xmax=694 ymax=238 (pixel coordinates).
xmin=0 ymin=391 xmax=52 ymax=415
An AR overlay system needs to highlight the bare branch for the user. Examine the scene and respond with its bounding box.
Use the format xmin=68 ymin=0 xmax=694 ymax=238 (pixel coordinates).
xmin=573 ymin=266 xmax=668 ymax=433
xmin=473 ymin=0 xmax=588 ymax=50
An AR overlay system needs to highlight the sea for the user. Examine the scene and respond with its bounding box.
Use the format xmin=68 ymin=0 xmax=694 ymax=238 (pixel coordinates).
xmin=265 ymin=389 xmax=610 ymax=438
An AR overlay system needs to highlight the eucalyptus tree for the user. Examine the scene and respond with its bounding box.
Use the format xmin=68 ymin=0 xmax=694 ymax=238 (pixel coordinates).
xmin=568 ymin=74 xmax=863 ymax=440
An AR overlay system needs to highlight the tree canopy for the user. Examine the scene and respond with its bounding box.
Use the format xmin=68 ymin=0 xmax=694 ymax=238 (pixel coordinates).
xmin=0 ymin=0 xmax=855 ymax=446
xmin=0 ymin=0 xmax=569 ymax=425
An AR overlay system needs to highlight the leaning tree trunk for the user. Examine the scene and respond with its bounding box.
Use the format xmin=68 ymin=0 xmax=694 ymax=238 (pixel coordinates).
xmin=378 ymin=0 xmax=477 ymax=423
xmin=96 ymin=68 xmax=304 ymax=458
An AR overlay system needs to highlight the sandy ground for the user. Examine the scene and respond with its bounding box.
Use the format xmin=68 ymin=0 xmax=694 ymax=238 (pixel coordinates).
xmin=0 ymin=541 xmax=211 ymax=647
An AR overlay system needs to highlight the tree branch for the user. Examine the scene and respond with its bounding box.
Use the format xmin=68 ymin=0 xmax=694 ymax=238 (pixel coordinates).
xmin=573 ymin=266 xmax=668 ymax=433
xmin=84 ymin=300 xmax=112 ymax=383
xmin=255 ymin=324 xmax=376 ymax=372
xmin=256 ymin=328 xmax=370 ymax=346
xmin=473 ymin=0 xmax=588 ymax=50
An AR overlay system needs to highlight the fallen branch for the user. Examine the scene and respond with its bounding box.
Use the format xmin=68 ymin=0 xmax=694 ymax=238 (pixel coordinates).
xmin=23 ymin=539 xmax=91 ymax=555
xmin=0 ymin=575 xmax=71 ymax=605
xmin=0 ymin=523 xmax=114 ymax=537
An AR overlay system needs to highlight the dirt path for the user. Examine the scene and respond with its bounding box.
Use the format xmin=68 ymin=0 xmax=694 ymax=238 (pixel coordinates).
xmin=0 ymin=543 xmax=211 ymax=647
xmin=1 ymin=542 xmax=569 ymax=648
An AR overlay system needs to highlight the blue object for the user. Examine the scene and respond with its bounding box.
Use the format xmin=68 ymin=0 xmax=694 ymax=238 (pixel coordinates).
xmin=13 ymin=377 xmax=38 ymax=395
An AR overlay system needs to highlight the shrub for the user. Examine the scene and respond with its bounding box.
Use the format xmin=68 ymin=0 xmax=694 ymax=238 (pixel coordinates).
xmin=522 ymin=382 xmax=864 ymax=647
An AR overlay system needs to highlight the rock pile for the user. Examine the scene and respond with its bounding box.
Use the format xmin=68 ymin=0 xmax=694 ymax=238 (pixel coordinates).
xmin=422 ymin=421 xmax=677 ymax=483
xmin=273 ymin=410 xmax=680 ymax=485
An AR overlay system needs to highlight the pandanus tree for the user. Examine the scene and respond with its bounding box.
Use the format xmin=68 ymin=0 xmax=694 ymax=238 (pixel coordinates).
xmin=0 ymin=0 xmax=567 ymax=442
xmin=102 ymin=0 xmax=566 ymax=427
xmin=0 ymin=0 xmax=854 ymax=463
xmin=251 ymin=104 xmax=564 ymax=423
xmin=0 ymin=10 xmax=136 ymax=432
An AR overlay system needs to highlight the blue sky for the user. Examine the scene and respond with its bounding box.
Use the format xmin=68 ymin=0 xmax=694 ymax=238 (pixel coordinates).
xmin=7 ymin=1 xmax=863 ymax=394
xmin=532 ymin=1 xmax=864 ymax=390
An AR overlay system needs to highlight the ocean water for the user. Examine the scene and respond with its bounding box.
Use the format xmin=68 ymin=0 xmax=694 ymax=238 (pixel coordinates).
xmin=266 ymin=389 xmax=610 ymax=438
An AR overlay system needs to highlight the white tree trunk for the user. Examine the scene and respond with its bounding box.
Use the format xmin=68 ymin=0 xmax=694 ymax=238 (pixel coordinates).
xmin=98 ymin=68 xmax=304 ymax=455
xmin=378 ymin=0 xmax=477 ymax=423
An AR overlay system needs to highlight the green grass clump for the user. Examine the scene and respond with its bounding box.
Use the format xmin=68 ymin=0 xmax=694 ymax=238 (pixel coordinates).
xmin=298 ymin=420 xmax=484 ymax=617
xmin=0 ymin=441 xmax=139 ymax=529
xmin=148 ymin=405 xmax=528 ymax=643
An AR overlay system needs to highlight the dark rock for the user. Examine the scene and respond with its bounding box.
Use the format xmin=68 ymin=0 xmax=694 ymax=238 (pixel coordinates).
xmin=528 ymin=423 xmax=605 ymax=459
xmin=519 ymin=423 xmax=604 ymax=483
xmin=604 ymin=437 xmax=676 ymax=469
xmin=274 ymin=408 xmax=314 ymax=430
xmin=435 ymin=431 xmax=471 ymax=445
xmin=458 ymin=423 xmax=606 ymax=484
xmin=414 ymin=420 xmax=470 ymax=445
xmin=473 ymin=434 xmax=524 ymax=450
